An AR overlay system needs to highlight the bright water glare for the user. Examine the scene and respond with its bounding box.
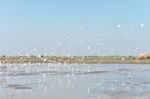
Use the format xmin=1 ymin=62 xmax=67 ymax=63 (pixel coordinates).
xmin=0 ymin=64 xmax=150 ymax=99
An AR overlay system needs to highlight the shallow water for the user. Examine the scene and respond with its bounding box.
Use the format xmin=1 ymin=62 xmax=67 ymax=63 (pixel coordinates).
xmin=0 ymin=63 xmax=150 ymax=99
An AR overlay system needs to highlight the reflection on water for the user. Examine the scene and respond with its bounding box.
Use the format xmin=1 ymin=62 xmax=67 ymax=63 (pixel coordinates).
xmin=0 ymin=63 xmax=150 ymax=99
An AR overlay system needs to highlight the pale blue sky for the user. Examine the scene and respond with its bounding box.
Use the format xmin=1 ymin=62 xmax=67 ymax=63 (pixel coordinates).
xmin=0 ymin=0 xmax=150 ymax=56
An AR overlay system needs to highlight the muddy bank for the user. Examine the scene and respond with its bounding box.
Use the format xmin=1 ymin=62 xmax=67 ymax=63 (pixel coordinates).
xmin=0 ymin=56 xmax=150 ymax=64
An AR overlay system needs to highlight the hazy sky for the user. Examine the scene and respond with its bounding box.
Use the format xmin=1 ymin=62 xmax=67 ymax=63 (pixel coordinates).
xmin=0 ymin=0 xmax=150 ymax=56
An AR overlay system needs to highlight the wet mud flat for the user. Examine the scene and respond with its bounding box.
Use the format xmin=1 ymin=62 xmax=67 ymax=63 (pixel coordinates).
xmin=0 ymin=56 xmax=150 ymax=64
xmin=1 ymin=63 xmax=150 ymax=99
